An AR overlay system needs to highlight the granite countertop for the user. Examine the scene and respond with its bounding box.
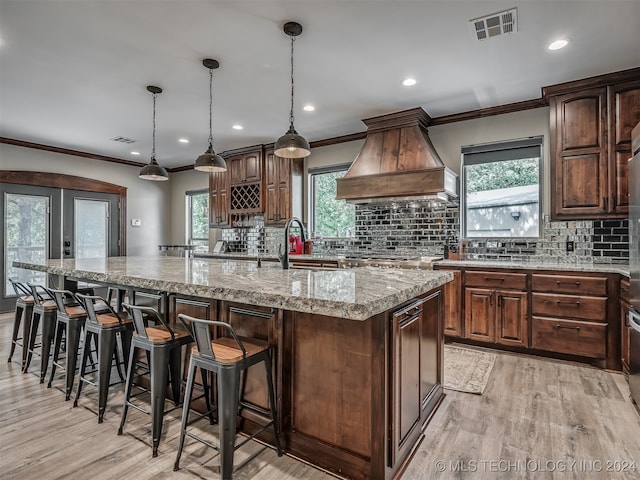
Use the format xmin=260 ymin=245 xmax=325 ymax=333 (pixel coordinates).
xmin=13 ymin=257 xmax=453 ymax=321
xmin=194 ymin=252 xmax=345 ymax=262
xmin=434 ymin=259 xmax=630 ymax=276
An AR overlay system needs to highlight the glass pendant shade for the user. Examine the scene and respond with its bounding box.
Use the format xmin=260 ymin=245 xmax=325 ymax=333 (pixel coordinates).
xmin=194 ymin=143 xmax=227 ymax=172
xmin=139 ymin=156 xmax=169 ymax=181
xmin=274 ymin=126 xmax=311 ymax=158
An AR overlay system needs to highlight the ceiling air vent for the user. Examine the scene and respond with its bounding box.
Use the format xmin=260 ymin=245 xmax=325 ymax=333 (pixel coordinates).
xmin=111 ymin=136 xmax=137 ymax=144
xmin=470 ymin=8 xmax=518 ymax=41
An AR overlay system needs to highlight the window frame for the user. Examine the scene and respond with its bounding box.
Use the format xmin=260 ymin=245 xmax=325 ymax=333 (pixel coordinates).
xmin=308 ymin=163 xmax=355 ymax=239
xmin=460 ymin=136 xmax=544 ymax=240
xmin=185 ymin=189 xmax=209 ymax=246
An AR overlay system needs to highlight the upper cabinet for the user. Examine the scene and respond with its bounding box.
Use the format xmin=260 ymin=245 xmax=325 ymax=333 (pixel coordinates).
xmin=209 ymin=170 xmax=229 ymax=227
xmin=264 ymin=149 xmax=303 ymax=225
xmin=229 ymin=150 xmax=262 ymax=185
xmin=547 ymin=69 xmax=640 ymax=219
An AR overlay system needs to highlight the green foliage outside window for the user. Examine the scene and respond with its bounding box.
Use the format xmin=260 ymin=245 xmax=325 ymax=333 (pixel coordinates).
xmin=189 ymin=192 xmax=209 ymax=245
xmin=312 ymin=170 xmax=355 ymax=238
xmin=466 ymin=158 xmax=539 ymax=193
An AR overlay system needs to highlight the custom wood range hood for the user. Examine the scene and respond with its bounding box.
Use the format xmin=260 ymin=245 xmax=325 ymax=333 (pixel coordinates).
xmin=336 ymin=107 xmax=458 ymax=203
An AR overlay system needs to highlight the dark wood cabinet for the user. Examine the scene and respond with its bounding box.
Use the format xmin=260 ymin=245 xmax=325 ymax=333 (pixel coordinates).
xmin=209 ymin=170 xmax=229 ymax=227
xmin=229 ymin=151 xmax=262 ymax=185
xmin=463 ymin=271 xmax=528 ymax=347
xmin=621 ymin=277 xmax=631 ymax=372
xmin=548 ymin=71 xmax=640 ymax=219
xmin=550 ymin=87 xmax=608 ymax=218
xmin=264 ymin=149 xmax=303 ymax=225
xmin=609 ymin=80 xmax=640 ymax=213
xmin=443 ymin=269 xmax=462 ymax=337
xmin=531 ymin=273 xmax=609 ymax=360
xmin=390 ymin=290 xmax=442 ymax=467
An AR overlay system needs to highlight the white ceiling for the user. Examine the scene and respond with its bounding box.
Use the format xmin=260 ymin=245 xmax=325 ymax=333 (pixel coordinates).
xmin=1 ymin=0 xmax=639 ymax=170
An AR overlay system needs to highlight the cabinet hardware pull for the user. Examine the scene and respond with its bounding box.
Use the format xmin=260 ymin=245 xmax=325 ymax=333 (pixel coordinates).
xmin=556 ymin=300 xmax=581 ymax=306
xmin=603 ymin=196 xmax=608 ymax=210
xmin=484 ymin=277 xmax=505 ymax=281
xmin=555 ymin=324 xmax=581 ymax=332
xmin=612 ymin=194 xmax=617 ymax=209
xmin=556 ymin=281 xmax=580 ymax=286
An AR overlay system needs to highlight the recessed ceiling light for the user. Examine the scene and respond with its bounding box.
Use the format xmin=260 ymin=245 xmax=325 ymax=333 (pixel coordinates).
xmin=402 ymin=78 xmax=417 ymax=87
xmin=178 ymin=138 xmax=189 ymax=143
xmin=303 ymin=104 xmax=315 ymax=112
xmin=232 ymin=124 xmax=243 ymax=130
xmin=130 ymin=151 xmax=140 ymax=156
xmin=548 ymin=39 xmax=568 ymax=50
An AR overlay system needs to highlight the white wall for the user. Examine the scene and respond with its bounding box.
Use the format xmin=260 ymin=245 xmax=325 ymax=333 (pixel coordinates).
xmin=0 ymin=143 xmax=171 ymax=256
xmin=169 ymin=169 xmax=209 ymax=245
xmin=298 ymin=107 xmax=551 ymax=218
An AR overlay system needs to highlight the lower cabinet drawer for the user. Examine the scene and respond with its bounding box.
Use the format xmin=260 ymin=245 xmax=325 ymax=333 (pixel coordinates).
xmin=465 ymin=271 xmax=527 ymax=289
xmin=531 ymin=293 xmax=606 ymax=322
xmin=531 ymin=316 xmax=607 ymax=359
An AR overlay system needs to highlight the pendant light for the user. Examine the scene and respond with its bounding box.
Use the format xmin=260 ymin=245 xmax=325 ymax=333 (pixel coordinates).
xmin=194 ymin=59 xmax=227 ymax=172
xmin=274 ymin=21 xmax=311 ymax=159
xmin=139 ymin=85 xmax=169 ymax=181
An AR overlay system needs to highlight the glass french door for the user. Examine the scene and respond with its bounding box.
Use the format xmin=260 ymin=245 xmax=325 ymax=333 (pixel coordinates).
xmin=62 ymin=190 xmax=119 ymax=259
xmin=1 ymin=184 xmax=61 ymax=310
xmin=1 ymin=185 xmax=119 ymax=311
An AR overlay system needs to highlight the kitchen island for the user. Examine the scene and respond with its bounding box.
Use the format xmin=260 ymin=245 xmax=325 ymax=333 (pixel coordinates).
xmin=14 ymin=256 xmax=453 ymax=480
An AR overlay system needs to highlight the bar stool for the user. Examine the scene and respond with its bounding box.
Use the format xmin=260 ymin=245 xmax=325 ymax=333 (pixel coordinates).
xmin=46 ymin=288 xmax=88 ymax=400
xmin=23 ymin=283 xmax=57 ymax=382
xmin=173 ymin=314 xmax=282 ymax=479
xmin=118 ymin=303 xmax=193 ymax=457
xmin=73 ymin=293 xmax=134 ymax=423
xmin=7 ymin=278 xmax=34 ymax=369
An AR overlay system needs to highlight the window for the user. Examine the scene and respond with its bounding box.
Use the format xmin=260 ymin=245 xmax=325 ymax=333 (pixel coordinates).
xmin=186 ymin=190 xmax=209 ymax=247
xmin=461 ymin=136 xmax=543 ymax=239
xmin=309 ymin=165 xmax=355 ymax=238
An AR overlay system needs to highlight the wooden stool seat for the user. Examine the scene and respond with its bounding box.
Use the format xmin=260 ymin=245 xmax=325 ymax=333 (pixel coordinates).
xmin=96 ymin=311 xmax=132 ymax=327
xmin=118 ymin=302 xmax=193 ymax=457
xmin=174 ymin=314 xmax=282 ymax=479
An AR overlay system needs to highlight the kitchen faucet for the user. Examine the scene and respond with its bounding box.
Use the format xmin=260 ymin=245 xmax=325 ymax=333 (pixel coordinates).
xmin=278 ymin=217 xmax=307 ymax=269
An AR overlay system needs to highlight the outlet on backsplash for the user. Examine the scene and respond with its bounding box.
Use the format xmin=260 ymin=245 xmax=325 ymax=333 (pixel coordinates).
xmin=566 ymin=240 xmax=574 ymax=252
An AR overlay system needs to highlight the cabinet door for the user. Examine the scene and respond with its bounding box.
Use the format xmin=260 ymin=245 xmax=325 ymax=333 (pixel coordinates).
xmin=464 ymin=287 xmax=495 ymax=343
xmin=443 ymin=270 xmax=463 ymax=337
xmin=621 ymin=300 xmax=631 ymax=371
xmin=243 ymin=151 xmax=262 ymax=183
xmin=609 ymin=80 xmax=640 ymax=214
xmin=496 ymin=290 xmax=528 ymax=347
xmin=209 ymin=171 xmax=229 ymax=227
xmin=420 ymin=291 xmax=442 ymax=405
xmin=264 ymin=151 xmax=278 ymax=224
xmin=228 ymin=155 xmax=244 ymax=185
xmin=391 ymin=305 xmax=421 ymax=464
xmin=551 ymin=88 xmax=608 ymax=218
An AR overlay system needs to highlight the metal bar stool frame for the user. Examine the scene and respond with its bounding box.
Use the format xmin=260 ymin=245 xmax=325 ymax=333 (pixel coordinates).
xmin=173 ymin=313 xmax=282 ymax=480
xmin=23 ymin=283 xmax=57 ymax=382
xmin=7 ymin=278 xmax=35 ymax=369
xmin=46 ymin=287 xmax=88 ymax=400
xmin=73 ymin=293 xmax=134 ymax=423
xmin=118 ymin=303 xmax=193 ymax=457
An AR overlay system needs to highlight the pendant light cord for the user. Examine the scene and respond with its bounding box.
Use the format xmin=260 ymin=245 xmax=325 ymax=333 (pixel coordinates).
xmin=208 ymin=67 xmax=214 ymax=145
xmin=289 ymin=34 xmax=295 ymax=129
xmin=151 ymin=92 xmax=157 ymax=159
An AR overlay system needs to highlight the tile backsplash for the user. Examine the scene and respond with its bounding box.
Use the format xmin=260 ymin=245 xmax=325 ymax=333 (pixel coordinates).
xmin=217 ymin=205 xmax=629 ymax=264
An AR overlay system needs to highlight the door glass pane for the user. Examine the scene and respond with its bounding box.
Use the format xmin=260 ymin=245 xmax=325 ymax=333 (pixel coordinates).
xmin=4 ymin=193 xmax=48 ymax=296
xmin=75 ymin=199 xmax=108 ymax=258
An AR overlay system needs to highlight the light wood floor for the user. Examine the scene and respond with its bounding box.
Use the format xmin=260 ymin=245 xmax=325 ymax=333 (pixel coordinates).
xmin=1 ymin=312 xmax=640 ymax=480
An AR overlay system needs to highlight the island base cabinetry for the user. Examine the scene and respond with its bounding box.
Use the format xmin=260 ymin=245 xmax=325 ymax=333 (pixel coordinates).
xmin=282 ymin=288 xmax=444 ymax=480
